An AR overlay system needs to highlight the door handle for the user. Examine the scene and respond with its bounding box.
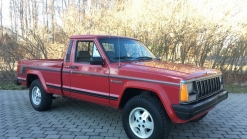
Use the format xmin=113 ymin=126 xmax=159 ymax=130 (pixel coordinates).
xmin=70 ymin=66 xmax=78 ymax=69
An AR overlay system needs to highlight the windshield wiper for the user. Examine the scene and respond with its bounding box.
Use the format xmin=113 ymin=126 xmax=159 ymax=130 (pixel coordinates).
xmin=113 ymin=56 xmax=128 ymax=59
xmin=135 ymin=56 xmax=154 ymax=60
xmin=113 ymin=56 xmax=134 ymax=60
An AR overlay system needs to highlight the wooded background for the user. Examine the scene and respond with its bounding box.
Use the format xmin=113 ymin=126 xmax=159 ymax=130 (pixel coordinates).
xmin=0 ymin=0 xmax=247 ymax=84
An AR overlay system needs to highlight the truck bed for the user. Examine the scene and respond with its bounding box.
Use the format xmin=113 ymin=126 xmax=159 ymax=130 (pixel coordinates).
xmin=18 ymin=59 xmax=63 ymax=65
xmin=17 ymin=59 xmax=64 ymax=95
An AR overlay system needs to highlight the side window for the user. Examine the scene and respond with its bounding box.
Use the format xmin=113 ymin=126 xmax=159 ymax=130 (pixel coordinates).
xmin=65 ymin=40 xmax=73 ymax=62
xmin=75 ymin=41 xmax=101 ymax=63
xmin=77 ymin=41 xmax=93 ymax=52
xmin=92 ymin=44 xmax=100 ymax=57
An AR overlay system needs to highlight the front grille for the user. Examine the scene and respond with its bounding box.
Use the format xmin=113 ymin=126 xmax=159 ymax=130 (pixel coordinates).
xmin=195 ymin=76 xmax=221 ymax=99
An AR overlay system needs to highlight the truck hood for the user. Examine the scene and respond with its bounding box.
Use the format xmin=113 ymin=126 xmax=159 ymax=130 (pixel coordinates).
xmin=123 ymin=60 xmax=221 ymax=80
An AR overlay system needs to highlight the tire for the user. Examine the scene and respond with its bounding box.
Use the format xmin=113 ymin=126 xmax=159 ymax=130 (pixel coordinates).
xmin=190 ymin=112 xmax=208 ymax=122
xmin=29 ymin=79 xmax=53 ymax=111
xmin=122 ymin=95 xmax=171 ymax=139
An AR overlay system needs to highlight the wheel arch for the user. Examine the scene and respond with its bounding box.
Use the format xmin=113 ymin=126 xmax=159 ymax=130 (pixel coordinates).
xmin=119 ymin=88 xmax=161 ymax=108
xmin=26 ymin=70 xmax=50 ymax=93
xmin=118 ymin=82 xmax=174 ymax=118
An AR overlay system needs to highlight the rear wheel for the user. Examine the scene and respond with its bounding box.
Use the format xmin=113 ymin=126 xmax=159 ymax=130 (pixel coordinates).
xmin=29 ymin=79 xmax=52 ymax=111
xmin=122 ymin=95 xmax=171 ymax=139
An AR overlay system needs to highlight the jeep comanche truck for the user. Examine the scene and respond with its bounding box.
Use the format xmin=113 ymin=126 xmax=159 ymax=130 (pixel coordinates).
xmin=15 ymin=35 xmax=228 ymax=139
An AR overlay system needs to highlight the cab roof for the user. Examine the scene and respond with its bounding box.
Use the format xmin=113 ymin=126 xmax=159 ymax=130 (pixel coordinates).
xmin=70 ymin=34 xmax=137 ymax=40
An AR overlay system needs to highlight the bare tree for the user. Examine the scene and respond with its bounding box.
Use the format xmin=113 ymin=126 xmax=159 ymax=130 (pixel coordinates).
xmin=1 ymin=0 xmax=247 ymax=84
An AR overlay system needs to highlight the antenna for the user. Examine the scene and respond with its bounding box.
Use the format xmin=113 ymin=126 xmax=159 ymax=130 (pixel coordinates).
xmin=118 ymin=35 xmax=121 ymax=69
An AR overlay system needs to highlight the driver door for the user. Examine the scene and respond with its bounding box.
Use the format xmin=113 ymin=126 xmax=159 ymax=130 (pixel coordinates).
xmin=69 ymin=40 xmax=110 ymax=104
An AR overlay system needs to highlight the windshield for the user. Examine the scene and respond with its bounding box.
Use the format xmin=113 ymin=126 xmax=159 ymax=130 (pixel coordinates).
xmin=98 ymin=38 xmax=156 ymax=62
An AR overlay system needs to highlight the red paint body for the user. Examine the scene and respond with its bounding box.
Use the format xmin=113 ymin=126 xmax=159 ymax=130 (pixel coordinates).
xmin=16 ymin=35 xmax=225 ymax=123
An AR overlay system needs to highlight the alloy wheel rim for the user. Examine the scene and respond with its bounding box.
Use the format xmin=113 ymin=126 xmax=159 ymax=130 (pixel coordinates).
xmin=129 ymin=107 xmax=154 ymax=138
xmin=32 ymin=86 xmax=41 ymax=105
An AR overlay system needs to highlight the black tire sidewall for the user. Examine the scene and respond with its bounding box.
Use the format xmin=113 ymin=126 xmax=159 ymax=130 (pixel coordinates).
xmin=122 ymin=96 xmax=166 ymax=139
xmin=29 ymin=79 xmax=52 ymax=111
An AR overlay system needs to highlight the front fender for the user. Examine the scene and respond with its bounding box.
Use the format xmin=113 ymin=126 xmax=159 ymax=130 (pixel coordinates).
xmin=118 ymin=80 xmax=181 ymax=123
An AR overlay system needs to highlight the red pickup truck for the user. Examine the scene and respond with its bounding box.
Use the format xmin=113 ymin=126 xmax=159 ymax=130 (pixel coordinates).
xmin=15 ymin=35 xmax=228 ymax=139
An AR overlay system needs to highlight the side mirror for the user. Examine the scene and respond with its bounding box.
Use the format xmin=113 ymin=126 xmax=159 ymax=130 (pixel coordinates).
xmin=90 ymin=57 xmax=104 ymax=65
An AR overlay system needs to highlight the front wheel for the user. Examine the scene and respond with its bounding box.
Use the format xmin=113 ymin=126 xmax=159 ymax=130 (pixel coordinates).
xmin=122 ymin=95 xmax=171 ymax=139
xmin=29 ymin=79 xmax=52 ymax=111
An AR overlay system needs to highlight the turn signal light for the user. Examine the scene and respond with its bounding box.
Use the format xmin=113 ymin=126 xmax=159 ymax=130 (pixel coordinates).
xmin=180 ymin=84 xmax=188 ymax=102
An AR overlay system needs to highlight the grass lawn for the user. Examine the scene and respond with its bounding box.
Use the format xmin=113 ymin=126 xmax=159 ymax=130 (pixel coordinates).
xmin=224 ymin=84 xmax=247 ymax=93
xmin=0 ymin=82 xmax=26 ymax=90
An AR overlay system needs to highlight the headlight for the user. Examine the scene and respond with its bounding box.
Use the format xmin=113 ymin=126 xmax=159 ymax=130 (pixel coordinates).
xmin=180 ymin=82 xmax=197 ymax=103
xmin=186 ymin=82 xmax=193 ymax=93
xmin=219 ymin=75 xmax=224 ymax=89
